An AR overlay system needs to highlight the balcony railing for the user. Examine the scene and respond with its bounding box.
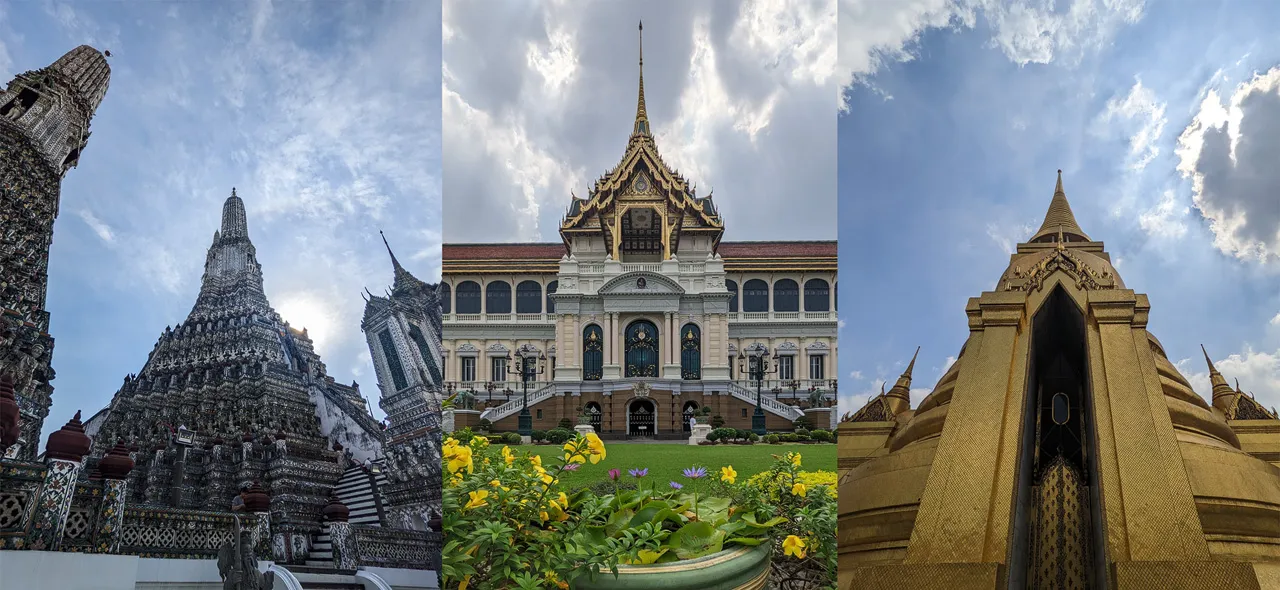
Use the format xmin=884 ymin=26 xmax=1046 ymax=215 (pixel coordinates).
xmin=444 ymin=379 xmax=836 ymax=407
xmin=444 ymin=313 xmax=555 ymax=324
xmin=729 ymin=311 xmax=836 ymax=322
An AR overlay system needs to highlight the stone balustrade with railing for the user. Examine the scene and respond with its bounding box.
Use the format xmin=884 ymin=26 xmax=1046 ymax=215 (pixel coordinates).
xmin=351 ymin=526 xmax=441 ymax=571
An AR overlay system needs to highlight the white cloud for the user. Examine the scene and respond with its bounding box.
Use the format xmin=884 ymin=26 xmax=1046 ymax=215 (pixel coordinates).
xmin=838 ymin=0 xmax=1145 ymax=111
xmin=1137 ymin=189 xmax=1189 ymax=239
xmin=1177 ymin=345 xmax=1280 ymax=413
xmin=1177 ymin=67 xmax=1280 ymax=262
xmin=77 ymin=210 xmax=115 ymax=244
xmin=986 ymin=220 xmax=1038 ymax=253
xmin=1096 ymin=79 xmax=1167 ymax=171
xmin=1271 ymin=312 xmax=1280 ymax=326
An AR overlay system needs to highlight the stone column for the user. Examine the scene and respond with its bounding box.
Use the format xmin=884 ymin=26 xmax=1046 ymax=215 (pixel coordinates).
xmin=324 ymin=496 xmax=357 ymax=570
xmin=94 ymin=441 xmax=135 ymax=553
xmin=243 ymin=481 xmax=273 ymax=559
xmin=29 ymin=410 xmax=91 ymax=551
xmin=0 ymin=374 xmax=19 ymax=458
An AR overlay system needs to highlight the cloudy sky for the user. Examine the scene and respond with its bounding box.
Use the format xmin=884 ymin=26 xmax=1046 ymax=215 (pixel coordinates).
xmin=838 ymin=0 xmax=1280 ymax=418
xmin=442 ymin=0 xmax=837 ymax=243
xmin=2 ymin=0 xmax=441 ymax=441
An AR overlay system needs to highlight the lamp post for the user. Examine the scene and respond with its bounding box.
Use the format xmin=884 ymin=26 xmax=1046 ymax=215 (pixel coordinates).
xmin=738 ymin=349 xmax=778 ymax=436
xmin=507 ymin=351 xmax=547 ymax=437
xmin=485 ymin=381 xmax=498 ymax=404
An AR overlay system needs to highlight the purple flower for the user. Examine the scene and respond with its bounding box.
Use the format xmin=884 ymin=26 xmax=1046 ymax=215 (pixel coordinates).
xmin=563 ymin=463 xmax=581 ymax=471
xmin=629 ymin=468 xmax=648 ymax=478
xmin=608 ymin=468 xmax=621 ymax=481
xmin=669 ymin=481 xmax=683 ymax=490
xmin=682 ymin=466 xmax=707 ymax=480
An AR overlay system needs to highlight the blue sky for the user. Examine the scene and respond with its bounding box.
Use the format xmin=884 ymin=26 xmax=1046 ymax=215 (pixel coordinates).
xmin=1 ymin=0 xmax=441 ymax=442
xmin=838 ymin=0 xmax=1280 ymax=416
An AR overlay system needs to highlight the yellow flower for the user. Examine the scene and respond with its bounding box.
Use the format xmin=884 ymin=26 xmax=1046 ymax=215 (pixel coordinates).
xmin=557 ymin=491 xmax=569 ymax=509
xmin=530 ymin=454 xmax=543 ymax=469
xmin=782 ymin=535 xmax=807 ymax=559
xmin=539 ymin=510 xmax=549 ymax=522
xmin=445 ymin=444 xmax=474 ymax=474
xmin=502 ymin=445 xmax=514 ymax=465
xmin=791 ymin=452 xmax=802 ymax=467
xmin=470 ymin=436 xmax=489 ymax=448
xmin=564 ymin=451 xmax=587 ymax=464
xmin=464 ymin=489 xmax=489 ymax=510
xmin=720 ymin=465 xmax=737 ymax=484
xmin=584 ymin=432 xmax=607 ymax=463
xmin=791 ymin=483 xmax=807 ymax=497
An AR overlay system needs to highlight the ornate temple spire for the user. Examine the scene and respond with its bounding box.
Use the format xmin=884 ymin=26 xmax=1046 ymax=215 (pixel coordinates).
xmin=220 ymin=188 xmax=248 ymax=240
xmin=884 ymin=347 xmax=919 ymax=415
xmin=50 ymin=45 xmax=112 ymax=114
xmin=381 ymin=230 xmax=406 ymax=274
xmin=632 ymin=21 xmax=650 ymax=137
xmin=1030 ymin=170 xmax=1090 ymax=243
xmin=1202 ymin=345 xmax=1239 ymax=411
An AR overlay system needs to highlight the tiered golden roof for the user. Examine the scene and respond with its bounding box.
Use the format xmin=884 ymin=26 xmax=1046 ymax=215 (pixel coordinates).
xmin=560 ymin=23 xmax=724 ymax=257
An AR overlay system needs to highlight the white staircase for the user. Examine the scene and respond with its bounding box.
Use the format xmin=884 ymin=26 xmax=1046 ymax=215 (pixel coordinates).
xmin=480 ymin=383 xmax=557 ymax=422
xmin=306 ymin=461 xmax=389 ymax=567
xmin=728 ymin=383 xmax=806 ymax=422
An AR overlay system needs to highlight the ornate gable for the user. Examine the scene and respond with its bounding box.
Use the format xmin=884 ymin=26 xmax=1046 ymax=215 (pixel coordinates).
xmin=560 ymin=23 xmax=724 ymax=258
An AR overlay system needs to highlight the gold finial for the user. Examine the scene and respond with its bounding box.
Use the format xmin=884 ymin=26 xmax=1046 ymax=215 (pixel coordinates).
xmin=1030 ymin=168 xmax=1089 ymax=243
xmin=1055 ymin=169 xmax=1064 ymax=196
xmin=633 ymin=21 xmax=649 ymax=136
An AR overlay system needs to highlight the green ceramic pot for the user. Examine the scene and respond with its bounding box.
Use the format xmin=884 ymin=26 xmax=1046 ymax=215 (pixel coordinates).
xmin=570 ymin=543 xmax=771 ymax=590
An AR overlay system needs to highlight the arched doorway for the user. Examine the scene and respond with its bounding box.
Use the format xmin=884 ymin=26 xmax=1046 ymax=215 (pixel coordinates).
xmin=625 ymin=319 xmax=660 ymax=377
xmin=627 ymin=398 xmax=656 ymax=438
xmin=584 ymin=402 xmax=602 ymax=433
xmin=682 ymin=401 xmax=699 ymax=433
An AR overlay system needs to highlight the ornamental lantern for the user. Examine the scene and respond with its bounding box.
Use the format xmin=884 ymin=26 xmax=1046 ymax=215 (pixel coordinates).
xmin=242 ymin=481 xmax=270 ymax=513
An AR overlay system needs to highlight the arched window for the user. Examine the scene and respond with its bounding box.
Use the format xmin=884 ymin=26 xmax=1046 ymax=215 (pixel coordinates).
xmin=516 ymin=280 xmax=542 ymax=313
xmin=455 ymin=281 xmax=481 ymax=314
xmin=440 ymin=283 xmax=451 ymax=314
xmin=726 ymin=280 xmax=738 ymax=313
xmin=546 ymin=280 xmax=558 ymax=314
xmin=486 ymin=281 xmax=511 ymax=314
xmin=680 ymin=323 xmax=701 ymax=380
xmin=804 ymin=279 xmax=830 ymax=312
xmin=582 ymin=324 xmax=603 ymax=381
xmin=624 ymin=320 xmax=660 ymax=377
xmin=743 ymin=279 xmax=769 ymax=312
xmin=773 ymin=279 xmax=799 ymax=312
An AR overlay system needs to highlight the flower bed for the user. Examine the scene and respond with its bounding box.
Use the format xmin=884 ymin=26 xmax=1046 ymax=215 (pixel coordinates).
xmin=442 ymin=433 xmax=835 ymax=590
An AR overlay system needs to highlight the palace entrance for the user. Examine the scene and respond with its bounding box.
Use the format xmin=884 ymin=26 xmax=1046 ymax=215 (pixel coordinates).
xmin=627 ymin=398 xmax=656 ymax=438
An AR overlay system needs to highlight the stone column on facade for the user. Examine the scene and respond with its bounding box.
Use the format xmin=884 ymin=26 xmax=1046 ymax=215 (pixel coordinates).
xmin=29 ymin=410 xmax=92 ymax=551
xmin=94 ymin=440 xmax=135 ymax=553
xmin=324 ymin=495 xmax=358 ymax=570
xmin=243 ymin=480 xmax=273 ymax=560
xmin=0 ymin=374 xmax=20 ymax=458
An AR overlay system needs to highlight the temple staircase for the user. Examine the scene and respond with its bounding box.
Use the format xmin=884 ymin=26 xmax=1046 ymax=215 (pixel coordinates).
xmin=306 ymin=461 xmax=388 ymax=567
xmin=480 ymin=383 xmax=557 ymax=423
xmin=727 ymin=382 xmax=806 ymax=422
xmin=281 ymin=564 xmax=367 ymax=589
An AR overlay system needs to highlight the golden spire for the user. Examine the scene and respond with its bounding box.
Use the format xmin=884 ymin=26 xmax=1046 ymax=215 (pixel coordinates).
xmin=633 ymin=21 xmax=650 ymax=137
xmin=1202 ymin=345 xmax=1238 ymax=411
xmin=884 ymin=347 xmax=919 ymax=415
xmin=1030 ymin=169 xmax=1090 ymax=243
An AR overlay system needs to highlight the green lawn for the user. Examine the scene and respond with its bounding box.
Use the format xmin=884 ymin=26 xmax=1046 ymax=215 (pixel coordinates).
xmin=516 ymin=442 xmax=836 ymax=493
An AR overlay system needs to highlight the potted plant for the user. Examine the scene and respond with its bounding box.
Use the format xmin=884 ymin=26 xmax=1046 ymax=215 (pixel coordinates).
xmin=441 ymin=435 xmax=827 ymax=590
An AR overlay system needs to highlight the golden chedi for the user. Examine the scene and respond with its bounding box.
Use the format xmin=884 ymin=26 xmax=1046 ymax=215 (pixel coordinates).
xmin=838 ymin=172 xmax=1280 ymax=590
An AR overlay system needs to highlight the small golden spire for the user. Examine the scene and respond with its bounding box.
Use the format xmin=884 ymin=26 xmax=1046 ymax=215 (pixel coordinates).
xmin=633 ymin=21 xmax=649 ymax=137
xmin=1030 ymin=169 xmax=1090 ymax=243
xmin=1202 ymin=344 xmax=1238 ymax=411
xmin=884 ymin=347 xmax=919 ymax=415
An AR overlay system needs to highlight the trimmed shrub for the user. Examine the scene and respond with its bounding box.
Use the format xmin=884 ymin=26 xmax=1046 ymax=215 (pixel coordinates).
xmin=711 ymin=415 xmax=725 ymax=429
xmin=764 ymin=434 xmax=781 ymax=444
xmin=810 ymin=429 xmax=834 ymax=443
xmin=502 ymin=432 xmax=522 ymax=445
xmin=557 ymin=418 xmax=575 ymax=430
xmin=476 ymin=418 xmax=493 ymax=432
xmin=530 ymin=430 xmax=547 ymax=443
xmin=545 ymin=428 xmax=574 ymax=445
xmin=793 ymin=416 xmax=815 ymax=431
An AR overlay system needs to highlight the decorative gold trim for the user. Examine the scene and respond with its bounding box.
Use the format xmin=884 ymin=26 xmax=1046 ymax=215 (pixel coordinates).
xmin=610 ymin=546 xmax=755 ymax=575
